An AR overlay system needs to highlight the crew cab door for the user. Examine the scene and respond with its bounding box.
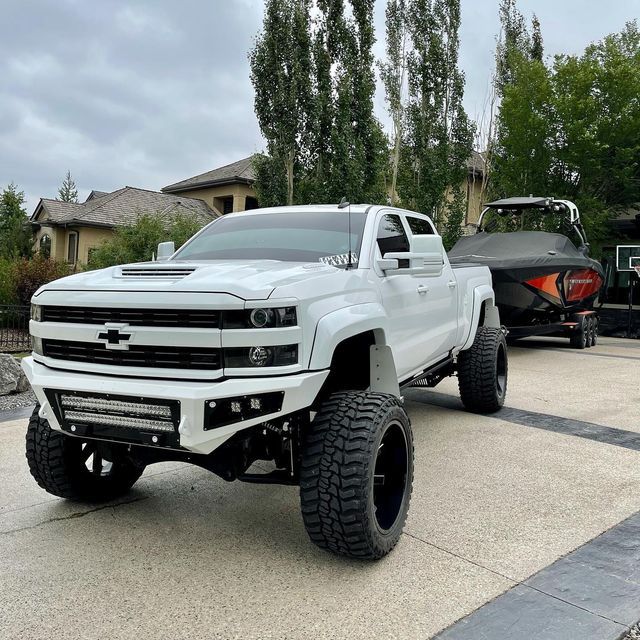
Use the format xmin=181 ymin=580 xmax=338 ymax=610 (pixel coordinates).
xmin=373 ymin=211 xmax=458 ymax=380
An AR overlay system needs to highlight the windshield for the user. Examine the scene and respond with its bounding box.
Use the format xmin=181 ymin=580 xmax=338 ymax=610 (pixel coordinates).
xmin=173 ymin=211 xmax=367 ymax=264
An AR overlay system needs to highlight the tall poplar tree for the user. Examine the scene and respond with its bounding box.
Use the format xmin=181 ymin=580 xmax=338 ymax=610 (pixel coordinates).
xmin=379 ymin=0 xmax=410 ymax=205
xmin=249 ymin=0 xmax=313 ymax=205
xmin=312 ymin=0 xmax=387 ymax=203
xmin=400 ymin=0 xmax=473 ymax=246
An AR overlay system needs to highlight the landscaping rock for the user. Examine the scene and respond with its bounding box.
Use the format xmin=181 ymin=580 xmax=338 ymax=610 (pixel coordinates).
xmin=0 ymin=354 xmax=29 ymax=395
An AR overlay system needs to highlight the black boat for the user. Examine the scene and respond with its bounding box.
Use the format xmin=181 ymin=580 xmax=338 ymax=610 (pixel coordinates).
xmin=449 ymin=197 xmax=605 ymax=348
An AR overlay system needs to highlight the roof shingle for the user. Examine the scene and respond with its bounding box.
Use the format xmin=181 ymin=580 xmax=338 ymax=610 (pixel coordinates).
xmin=33 ymin=187 xmax=217 ymax=228
xmin=162 ymin=156 xmax=256 ymax=193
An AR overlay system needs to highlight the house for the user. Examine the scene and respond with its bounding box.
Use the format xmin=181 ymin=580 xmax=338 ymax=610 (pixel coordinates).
xmin=162 ymin=153 xmax=487 ymax=223
xmin=161 ymin=156 xmax=259 ymax=215
xmin=31 ymin=187 xmax=216 ymax=266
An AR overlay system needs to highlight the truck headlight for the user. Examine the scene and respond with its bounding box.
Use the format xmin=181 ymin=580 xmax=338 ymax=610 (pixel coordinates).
xmin=30 ymin=304 xmax=42 ymax=322
xmin=222 ymin=307 xmax=297 ymax=329
xmin=224 ymin=345 xmax=298 ymax=368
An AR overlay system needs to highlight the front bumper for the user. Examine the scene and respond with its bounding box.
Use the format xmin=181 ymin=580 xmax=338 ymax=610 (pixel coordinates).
xmin=22 ymin=357 xmax=329 ymax=455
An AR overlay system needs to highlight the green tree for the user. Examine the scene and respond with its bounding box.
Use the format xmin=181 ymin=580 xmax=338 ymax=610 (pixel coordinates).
xmin=0 ymin=183 xmax=32 ymax=259
xmin=249 ymin=0 xmax=313 ymax=206
xmin=251 ymin=153 xmax=287 ymax=208
xmin=86 ymin=212 xmax=204 ymax=270
xmin=530 ymin=14 xmax=543 ymax=61
xmin=495 ymin=0 xmax=531 ymax=95
xmin=250 ymin=0 xmax=388 ymax=206
xmin=399 ymin=0 xmax=473 ymax=245
xmin=491 ymin=53 xmax=554 ymax=200
xmin=379 ymin=0 xmax=410 ymax=205
xmin=324 ymin=0 xmax=387 ymax=203
xmin=491 ymin=21 xmax=640 ymax=255
xmin=58 ymin=170 xmax=79 ymax=203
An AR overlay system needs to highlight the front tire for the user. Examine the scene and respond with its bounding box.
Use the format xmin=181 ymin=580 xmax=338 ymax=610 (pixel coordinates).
xmin=25 ymin=405 xmax=145 ymax=501
xmin=300 ymin=391 xmax=414 ymax=560
xmin=458 ymin=326 xmax=508 ymax=413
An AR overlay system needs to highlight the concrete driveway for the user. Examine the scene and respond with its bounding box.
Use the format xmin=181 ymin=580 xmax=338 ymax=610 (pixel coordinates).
xmin=1 ymin=337 xmax=639 ymax=639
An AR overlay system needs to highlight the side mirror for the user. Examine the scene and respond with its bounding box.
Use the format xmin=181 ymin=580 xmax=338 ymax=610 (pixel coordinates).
xmin=382 ymin=235 xmax=444 ymax=276
xmin=156 ymin=241 xmax=175 ymax=262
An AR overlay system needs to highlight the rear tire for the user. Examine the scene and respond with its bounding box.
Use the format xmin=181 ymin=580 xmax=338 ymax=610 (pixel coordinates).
xmin=25 ymin=405 xmax=145 ymax=501
xmin=458 ymin=327 xmax=508 ymax=413
xmin=300 ymin=391 xmax=414 ymax=560
xmin=592 ymin=315 xmax=599 ymax=346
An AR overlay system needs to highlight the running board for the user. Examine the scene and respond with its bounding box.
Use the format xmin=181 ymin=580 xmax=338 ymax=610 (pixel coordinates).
xmin=400 ymin=356 xmax=455 ymax=390
xmin=238 ymin=470 xmax=298 ymax=485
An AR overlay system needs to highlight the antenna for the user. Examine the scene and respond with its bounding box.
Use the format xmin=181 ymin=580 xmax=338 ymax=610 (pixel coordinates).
xmin=338 ymin=197 xmax=353 ymax=269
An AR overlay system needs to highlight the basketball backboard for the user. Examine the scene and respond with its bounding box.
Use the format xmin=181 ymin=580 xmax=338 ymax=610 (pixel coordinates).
xmin=616 ymin=245 xmax=640 ymax=271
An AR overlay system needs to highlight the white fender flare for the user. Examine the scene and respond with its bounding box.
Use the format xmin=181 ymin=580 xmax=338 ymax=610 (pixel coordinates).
xmin=308 ymin=303 xmax=389 ymax=371
xmin=460 ymin=285 xmax=498 ymax=351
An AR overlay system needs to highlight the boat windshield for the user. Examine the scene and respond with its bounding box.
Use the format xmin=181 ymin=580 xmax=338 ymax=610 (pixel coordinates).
xmin=173 ymin=211 xmax=367 ymax=264
xmin=479 ymin=203 xmax=588 ymax=248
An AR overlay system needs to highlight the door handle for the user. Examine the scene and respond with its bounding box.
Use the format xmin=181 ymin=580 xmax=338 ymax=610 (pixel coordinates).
xmin=447 ymin=281 xmax=457 ymax=289
xmin=417 ymin=285 xmax=429 ymax=295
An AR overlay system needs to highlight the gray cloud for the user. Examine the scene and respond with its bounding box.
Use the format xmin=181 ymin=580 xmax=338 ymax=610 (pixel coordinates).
xmin=1 ymin=0 xmax=639 ymax=213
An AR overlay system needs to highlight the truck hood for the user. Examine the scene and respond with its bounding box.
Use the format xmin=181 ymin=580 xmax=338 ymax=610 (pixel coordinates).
xmin=37 ymin=260 xmax=350 ymax=301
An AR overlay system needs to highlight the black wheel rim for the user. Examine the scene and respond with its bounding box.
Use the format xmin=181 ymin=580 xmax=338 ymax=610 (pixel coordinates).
xmin=373 ymin=421 xmax=408 ymax=532
xmin=496 ymin=342 xmax=507 ymax=397
xmin=80 ymin=442 xmax=114 ymax=478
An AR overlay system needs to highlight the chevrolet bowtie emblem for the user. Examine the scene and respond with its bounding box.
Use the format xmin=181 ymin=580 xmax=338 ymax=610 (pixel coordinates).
xmin=96 ymin=324 xmax=133 ymax=350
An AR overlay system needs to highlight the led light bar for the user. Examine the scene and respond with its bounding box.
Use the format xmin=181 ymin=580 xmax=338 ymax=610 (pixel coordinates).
xmin=65 ymin=411 xmax=175 ymax=433
xmin=60 ymin=395 xmax=172 ymax=418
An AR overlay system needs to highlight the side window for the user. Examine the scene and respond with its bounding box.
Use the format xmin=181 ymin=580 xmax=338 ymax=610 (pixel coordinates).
xmin=377 ymin=214 xmax=410 ymax=256
xmin=406 ymin=216 xmax=434 ymax=235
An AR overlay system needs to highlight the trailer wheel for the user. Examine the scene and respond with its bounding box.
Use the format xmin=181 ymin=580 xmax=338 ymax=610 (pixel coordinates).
xmin=591 ymin=315 xmax=599 ymax=346
xmin=26 ymin=405 xmax=145 ymax=502
xmin=570 ymin=316 xmax=588 ymax=349
xmin=586 ymin=316 xmax=595 ymax=347
xmin=300 ymin=391 xmax=414 ymax=560
xmin=458 ymin=327 xmax=508 ymax=414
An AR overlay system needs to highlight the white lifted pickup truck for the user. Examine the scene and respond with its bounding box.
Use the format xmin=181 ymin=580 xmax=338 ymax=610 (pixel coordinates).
xmin=24 ymin=204 xmax=507 ymax=559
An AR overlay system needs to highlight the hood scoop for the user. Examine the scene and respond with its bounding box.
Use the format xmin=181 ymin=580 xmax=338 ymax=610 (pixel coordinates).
xmin=119 ymin=265 xmax=197 ymax=279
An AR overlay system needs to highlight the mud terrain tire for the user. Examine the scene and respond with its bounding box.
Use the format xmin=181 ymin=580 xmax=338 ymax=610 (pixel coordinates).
xmin=300 ymin=391 xmax=413 ymax=560
xmin=26 ymin=405 xmax=145 ymax=501
xmin=458 ymin=326 xmax=508 ymax=413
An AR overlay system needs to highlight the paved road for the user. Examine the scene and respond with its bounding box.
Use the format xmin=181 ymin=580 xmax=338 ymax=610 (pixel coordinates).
xmin=0 ymin=337 xmax=638 ymax=639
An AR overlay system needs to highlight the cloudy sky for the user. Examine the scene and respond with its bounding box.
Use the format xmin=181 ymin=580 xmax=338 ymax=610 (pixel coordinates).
xmin=2 ymin=0 xmax=639 ymax=213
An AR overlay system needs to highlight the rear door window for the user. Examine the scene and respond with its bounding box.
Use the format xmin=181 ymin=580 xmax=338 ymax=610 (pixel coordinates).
xmin=406 ymin=215 xmax=435 ymax=235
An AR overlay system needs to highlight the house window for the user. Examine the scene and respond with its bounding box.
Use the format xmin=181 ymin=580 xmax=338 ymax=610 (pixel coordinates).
xmin=245 ymin=197 xmax=259 ymax=211
xmin=67 ymin=231 xmax=78 ymax=264
xmin=39 ymin=234 xmax=51 ymax=259
xmin=222 ymin=197 xmax=234 ymax=214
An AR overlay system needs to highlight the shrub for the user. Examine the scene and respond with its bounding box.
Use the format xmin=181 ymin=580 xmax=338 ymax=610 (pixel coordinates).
xmin=86 ymin=212 xmax=205 ymax=270
xmin=0 ymin=258 xmax=17 ymax=304
xmin=9 ymin=255 xmax=71 ymax=306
